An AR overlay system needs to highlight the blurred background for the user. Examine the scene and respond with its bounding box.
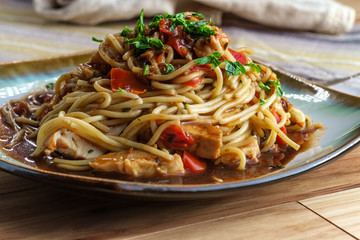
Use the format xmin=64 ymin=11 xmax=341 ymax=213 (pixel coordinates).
xmin=0 ymin=0 xmax=359 ymax=96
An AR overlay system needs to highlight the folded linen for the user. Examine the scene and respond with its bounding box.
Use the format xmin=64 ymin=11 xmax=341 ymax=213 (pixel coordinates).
xmin=33 ymin=0 xmax=356 ymax=34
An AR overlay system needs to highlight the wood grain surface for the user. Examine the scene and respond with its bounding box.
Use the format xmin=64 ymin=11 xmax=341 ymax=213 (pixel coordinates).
xmin=0 ymin=147 xmax=359 ymax=240
xmin=0 ymin=1 xmax=359 ymax=239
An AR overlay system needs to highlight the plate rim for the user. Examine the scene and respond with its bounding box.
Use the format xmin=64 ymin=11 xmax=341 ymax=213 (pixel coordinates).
xmin=0 ymin=53 xmax=359 ymax=199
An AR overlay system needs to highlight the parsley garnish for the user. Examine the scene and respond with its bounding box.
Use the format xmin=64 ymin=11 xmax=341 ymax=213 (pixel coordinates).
xmin=135 ymin=9 xmax=145 ymax=35
xmin=124 ymin=9 xmax=164 ymax=55
xmin=163 ymin=63 xmax=175 ymax=74
xmin=125 ymin=35 xmax=164 ymax=56
xmin=164 ymin=12 xmax=215 ymax=39
xmin=189 ymin=12 xmax=204 ymax=19
xmin=260 ymin=98 xmax=267 ymax=105
xmin=184 ymin=103 xmax=189 ymax=109
xmin=93 ymin=72 xmax=104 ymax=78
xmin=245 ymin=63 xmax=262 ymax=73
xmin=88 ymin=149 xmax=94 ymax=154
xmin=225 ymin=60 xmax=246 ymax=76
xmin=92 ymin=37 xmax=103 ymax=43
xmin=195 ymin=52 xmax=222 ymax=69
xmin=45 ymin=82 xmax=55 ymax=91
xmin=123 ymin=10 xmax=214 ymax=56
xmin=117 ymin=88 xmax=127 ymax=92
xmin=143 ymin=64 xmax=150 ymax=75
xmin=183 ymin=19 xmax=215 ymax=39
xmin=122 ymin=108 xmax=131 ymax=112
xmin=259 ymin=82 xmax=270 ymax=92
xmin=266 ymin=78 xmax=284 ymax=97
xmin=149 ymin=15 xmax=164 ymax=28
xmin=120 ymin=26 xmax=132 ymax=37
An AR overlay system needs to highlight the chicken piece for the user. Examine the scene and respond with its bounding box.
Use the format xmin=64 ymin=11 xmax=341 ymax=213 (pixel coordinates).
xmin=44 ymin=128 xmax=106 ymax=159
xmin=90 ymin=149 xmax=185 ymax=178
xmin=181 ymin=123 xmax=222 ymax=159
xmin=241 ymin=136 xmax=261 ymax=164
xmin=216 ymin=136 xmax=260 ymax=165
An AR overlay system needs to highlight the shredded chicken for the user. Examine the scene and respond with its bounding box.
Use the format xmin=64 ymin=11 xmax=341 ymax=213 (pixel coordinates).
xmin=44 ymin=128 xmax=106 ymax=159
xmin=90 ymin=149 xmax=185 ymax=177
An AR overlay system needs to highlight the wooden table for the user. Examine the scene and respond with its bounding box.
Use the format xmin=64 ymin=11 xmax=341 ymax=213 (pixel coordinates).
xmin=0 ymin=146 xmax=359 ymax=239
xmin=1 ymin=0 xmax=360 ymax=239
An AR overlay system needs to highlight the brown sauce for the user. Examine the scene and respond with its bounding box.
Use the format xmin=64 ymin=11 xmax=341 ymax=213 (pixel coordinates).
xmin=0 ymin=110 xmax=323 ymax=185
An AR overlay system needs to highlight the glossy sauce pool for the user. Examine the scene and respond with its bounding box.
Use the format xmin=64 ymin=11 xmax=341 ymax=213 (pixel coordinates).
xmin=0 ymin=112 xmax=322 ymax=185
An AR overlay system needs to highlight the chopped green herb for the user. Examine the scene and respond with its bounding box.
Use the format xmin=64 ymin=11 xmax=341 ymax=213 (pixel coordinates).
xmin=143 ymin=64 xmax=150 ymax=75
xmin=93 ymin=72 xmax=104 ymax=78
xmin=164 ymin=12 xmax=215 ymax=39
xmin=88 ymin=149 xmax=94 ymax=154
xmin=92 ymin=37 xmax=103 ymax=43
xmin=122 ymin=10 xmax=214 ymax=56
xmin=184 ymin=103 xmax=189 ymax=109
xmin=122 ymin=108 xmax=131 ymax=112
xmin=266 ymin=78 xmax=284 ymax=97
xmin=148 ymin=15 xmax=164 ymax=28
xmin=189 ymin=12 xmax=204 ymax=19
xmin=225 ymin=60 xmax=246 ymax=76
xmin=117 ymin=88 xmax=127 ymax=92
xmin=135 ymin=9 xmax=145 ymax=35
xmin=183 ymin=19 xmax=215 ymax=39
xmin=245 ymin=63 xmax=262 ymax=73
xmin=125 ymin=35 xmax=164 ymax=56
xmin=163 ymin=63 xmax=175 ymax=74
xmin=45 ymin=82 xmax=55 ymax=91
xmin=195 ymin=52 xmax=222 ymax=69
xmin=259 ymin=82 xmax=270 ymax=92
xmin=149 ymin=38 xmax=164 ymax=49
xmin=120 ymin=26 xmax=132 ymax=37
xmin=260 ymin=98 xmax=267 ymax=105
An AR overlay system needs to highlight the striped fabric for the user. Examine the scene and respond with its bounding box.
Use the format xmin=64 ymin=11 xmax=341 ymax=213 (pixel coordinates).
xmin=0 ymin=0 xmax=359 ymax=96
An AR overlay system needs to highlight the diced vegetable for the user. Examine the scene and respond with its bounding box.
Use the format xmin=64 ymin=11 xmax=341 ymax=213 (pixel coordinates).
xmin=167 ymin=37 xmax=188 ymax=57
xmin=159 ymin=19 xmax=173 ymax=35
xmin=195 ymin=52 xmax=222 ymax=69
xmin=182 ymin=151 xmax=206 ymax=173
xmin=159 ymin=125 xmax=194 ymax=148
xmin=229 ymin=49 xmax=247 ymax=65
xmin=189 ymin=64 xmax=216 ymax=77
xmin=272 ymin=108 xmax=287 ymax=145
xmin=183 ymin=77 xmax=202 ymax=87
xmin=110 ymin=68 xmax=147 ymax=94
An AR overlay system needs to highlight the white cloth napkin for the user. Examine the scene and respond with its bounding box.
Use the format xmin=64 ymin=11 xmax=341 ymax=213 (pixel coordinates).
xmin=33 ymin=0 xmax=356 ymax=34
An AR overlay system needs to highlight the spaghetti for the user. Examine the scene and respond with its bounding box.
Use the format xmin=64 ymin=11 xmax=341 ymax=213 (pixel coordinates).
xmin=0 ymin=10 xmax=322 ymax=182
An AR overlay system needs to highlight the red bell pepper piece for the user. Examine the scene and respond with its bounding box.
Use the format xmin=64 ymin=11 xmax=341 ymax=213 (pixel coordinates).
xmin=167 ymin=37 xmax=188 ymax=58
xmin=159 ymin=125 xmax=194 ymax=148
xmin=110 ymin=68 xmax=147 ymax=94
xmin=159 ymin=19 xmax=173 ymax=36
xmin=189 ymin=64 xmax=216 ymax=78
xmin=183 ymin=77 xmax=202 ymax=87
xmin=182 ymin=151 xmax=206 ymax=173
xmin=272 ymin=108 xmax=287 ymax=145
xmin=229 ymin=49 xmax=247 ymax=65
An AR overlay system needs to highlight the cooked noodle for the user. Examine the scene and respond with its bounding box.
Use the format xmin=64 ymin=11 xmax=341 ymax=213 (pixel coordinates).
xmin=1 ymin=11 xmax=321 ymax=180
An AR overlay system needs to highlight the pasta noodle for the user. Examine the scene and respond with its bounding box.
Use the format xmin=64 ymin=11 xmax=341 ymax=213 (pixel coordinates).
xmin=0 ymin=10 xmax=322 ymax=183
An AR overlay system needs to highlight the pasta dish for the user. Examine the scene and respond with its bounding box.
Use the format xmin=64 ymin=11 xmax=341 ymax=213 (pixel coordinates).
xmin=0 ymin=11 xmax=322 ymax=184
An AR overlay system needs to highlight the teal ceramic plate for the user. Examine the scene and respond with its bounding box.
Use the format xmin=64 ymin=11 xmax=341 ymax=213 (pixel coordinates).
xmin=0 ymin=53 xmax=359 ymax=200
